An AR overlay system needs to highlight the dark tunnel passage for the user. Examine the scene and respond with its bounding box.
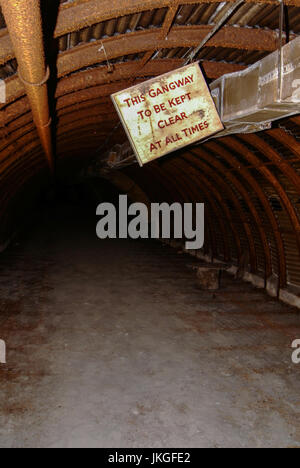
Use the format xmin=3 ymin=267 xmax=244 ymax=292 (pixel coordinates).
xmin=0 ymin=181 xmax=300 ymax=448
xmin=0 ymin=0 xmax=300 ymax=449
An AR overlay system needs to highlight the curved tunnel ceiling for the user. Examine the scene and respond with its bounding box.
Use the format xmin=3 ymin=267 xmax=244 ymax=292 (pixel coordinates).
xmin=0 ymin=0 xmax=300 ymax=297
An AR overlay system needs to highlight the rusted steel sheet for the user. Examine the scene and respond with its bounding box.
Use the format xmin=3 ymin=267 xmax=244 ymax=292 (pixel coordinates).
xmin=0 ymin=0 xmax=53 ymax=171
xmin=2 ymin=82 xmax=133 ymax=126
xmin=207 ymin=139 xmax=287 ymax=288
xmin=0 ymin=121 xmax=35 ymax=154
xmin=0 ymin=20 xmax=284 ymax=67
xmin=0 ymin=138 xmax=42 ymax=182
xmin=187 ymin=148 xmax=271 ymax=276
xmin=56 ymin=118 xmax=120 ymax=141
xmin=57 ymin=108 xmax=116 ymax=131
xmin=195 ymin=145 xmax=272 ymax=278
xmin=182 ymin=153 xmax=249 ymax=267
xmin=268 ymin=128 xmax=300 ymax=160
xmin=53 ymin=0 xmax=300 ymax=37
xmin=112 ymin=63 xmax=223 ymax=165
xmin=167 ymin=159 xmax=230 ymax=261
xmin=1 ymin=0 xmax=300 ymax=298
xmin=224 ymin=136 xmax=300 ymax=279
xmin=1 ymin=59 xmax=246 ymax=113
xmin=0 ymin=115 xmax=117 ymax=164
xmin=0 ymin=103 xmax=116 ymax=150
xmin=203 ymin=60 xmax=246 ymax=77
xmin=156 ymin=166 xmax=217 ymax=256
xmin=56 ymin=0 xmax=175 ymax=35
xmin=56 ymin=82 xmax=144 ymax=111
xmin=139 ymin=1 xmax=180 ymax=68
xmin=0 ymin=85 xmax=296 ymax=292
xmin=56 ymin=26 xmax=281 ymax=78
xmin=241 ymin=134 xmax=300 ymax=196
xmin=131 ymin=162 xmax=217 ymax=259
xmin=178 ymin=156 xmax=244 ymax=264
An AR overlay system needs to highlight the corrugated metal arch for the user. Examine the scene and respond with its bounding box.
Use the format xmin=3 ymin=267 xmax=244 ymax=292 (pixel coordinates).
xmin=0 ymin=0 xmax=300 ymax=302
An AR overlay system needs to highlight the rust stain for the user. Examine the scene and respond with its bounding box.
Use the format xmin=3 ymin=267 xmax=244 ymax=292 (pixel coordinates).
xmin=112 ymin=63 xmax=223 ymax=165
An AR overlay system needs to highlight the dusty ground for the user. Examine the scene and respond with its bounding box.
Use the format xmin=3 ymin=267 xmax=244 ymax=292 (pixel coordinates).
xmin=0 ymin=205 xmax=299 ymax=448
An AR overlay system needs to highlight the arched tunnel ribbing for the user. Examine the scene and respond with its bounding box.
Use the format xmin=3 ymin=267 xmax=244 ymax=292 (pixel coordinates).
xmin=0 ymin=0 xmax=300 ymax=299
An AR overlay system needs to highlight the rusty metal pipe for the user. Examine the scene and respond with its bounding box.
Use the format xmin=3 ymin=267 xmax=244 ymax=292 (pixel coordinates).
xmin=0 ymin=0 xmax=54 ymax=171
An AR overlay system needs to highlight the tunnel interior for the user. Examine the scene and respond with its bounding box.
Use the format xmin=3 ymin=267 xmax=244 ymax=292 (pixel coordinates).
xmin=0 ymin=0 xmax=300 ymax=448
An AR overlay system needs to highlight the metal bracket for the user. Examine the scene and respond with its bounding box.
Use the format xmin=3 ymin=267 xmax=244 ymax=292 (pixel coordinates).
xmin=18 ymin=65 xmax=50 ymax=87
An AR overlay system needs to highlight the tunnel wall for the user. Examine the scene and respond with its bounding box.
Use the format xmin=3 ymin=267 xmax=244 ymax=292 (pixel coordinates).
xmin=1 ymin=1 xmax=300 ymax=307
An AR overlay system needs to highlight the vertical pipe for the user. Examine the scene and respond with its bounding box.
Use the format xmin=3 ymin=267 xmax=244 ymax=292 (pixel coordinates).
xmin=0 ymin=0 xmax=54 ymax=172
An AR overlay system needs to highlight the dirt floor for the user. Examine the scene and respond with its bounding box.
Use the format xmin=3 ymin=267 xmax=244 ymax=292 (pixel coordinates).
xmin=0 ymin=204 xmax=299 ymax=448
